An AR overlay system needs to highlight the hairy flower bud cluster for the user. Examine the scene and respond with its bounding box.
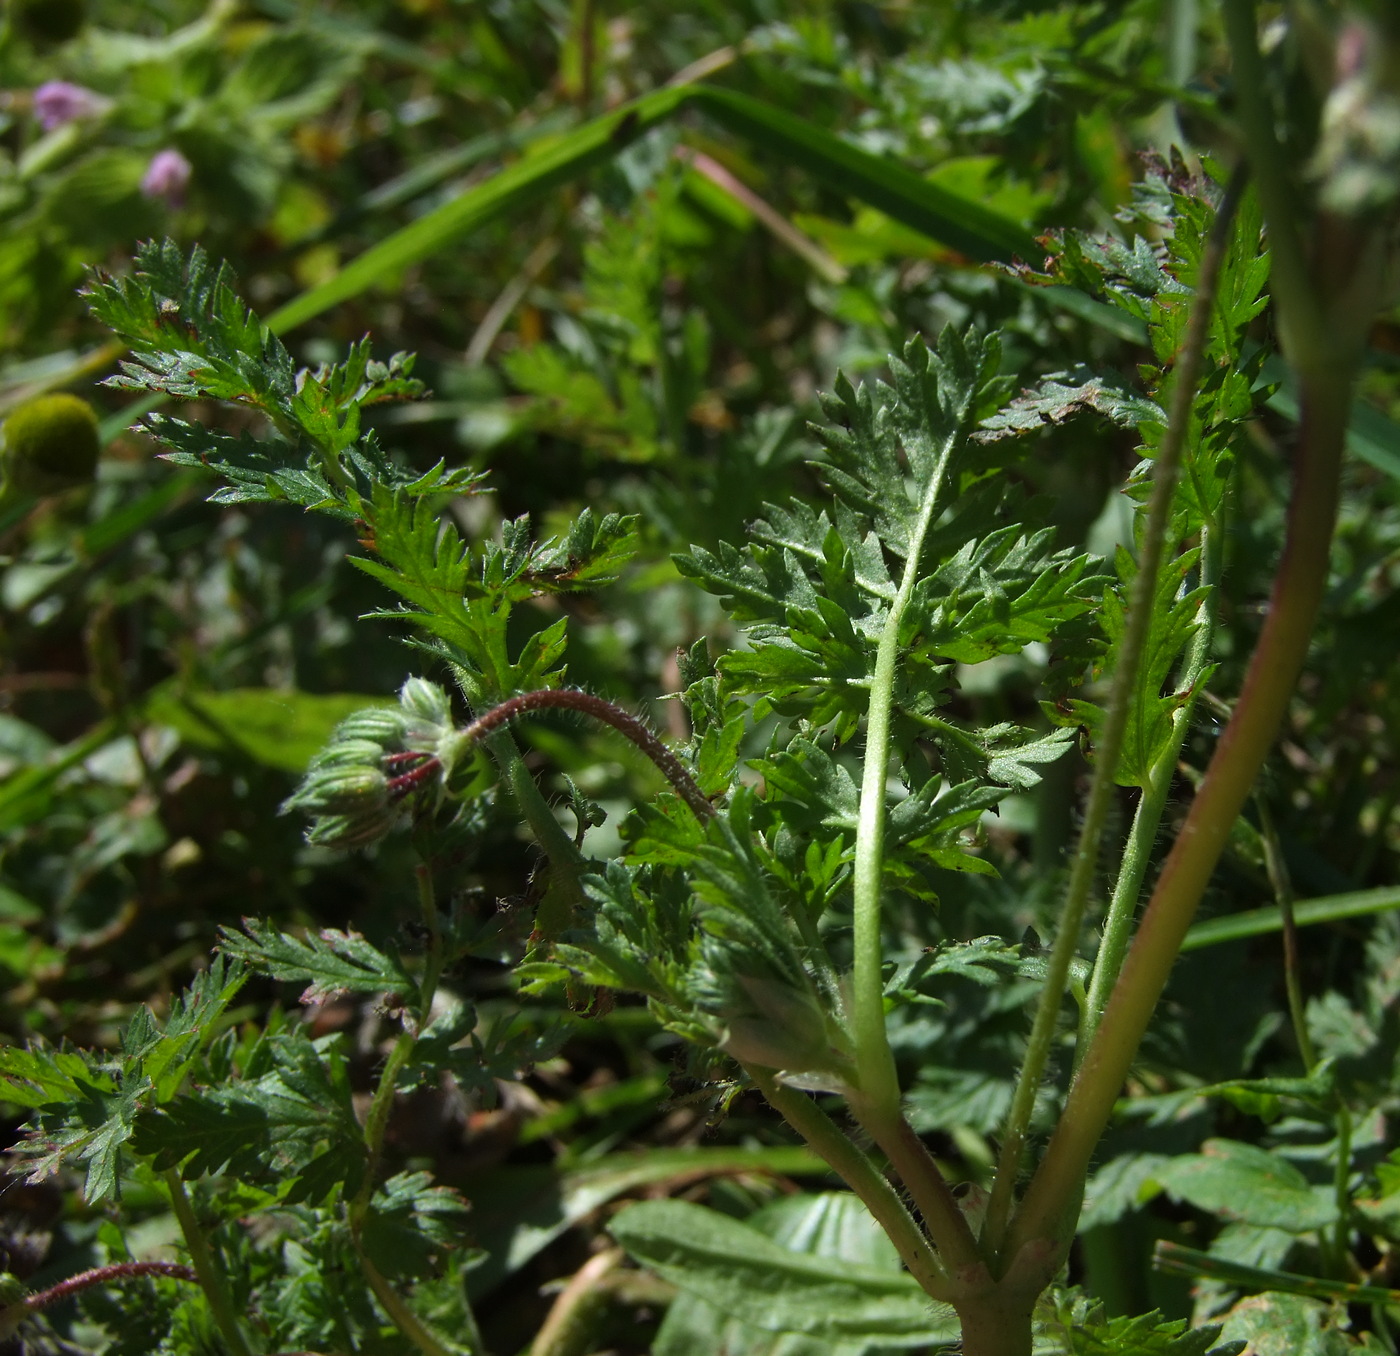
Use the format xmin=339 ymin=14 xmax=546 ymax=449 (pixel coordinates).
xmin=282 ymin=678 xmax=456 ymax=849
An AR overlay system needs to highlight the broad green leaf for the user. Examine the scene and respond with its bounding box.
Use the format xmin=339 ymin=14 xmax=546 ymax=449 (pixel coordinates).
xmin=464 ymin=1145 xmax=827 ymax=1300
xmin=1154 ymin=1139 xmax=1338 ymax=1233
xmin=1218 ymin=1292 xmax=1376 ymax=1356
xmin=146 ymin=687 xmax=394 ymax=773
xmin=610 ymin=1199 xmax=957 ymax=1344
xmin=654 ymin=1192 xmax=911 ymax=1356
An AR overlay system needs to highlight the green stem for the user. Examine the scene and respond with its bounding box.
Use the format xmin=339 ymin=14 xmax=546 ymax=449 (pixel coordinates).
xmin=1220 ymin=0 xmax=1325 ymax=365
xmin=163 ymin=1170 xmax=253 ymax=1356
xmin=845 ymin=1095 xmax=982 ymax=1274
xmin=355 ymin=1241 xmax=466 ymax=1356
xmin=1081 ymin=518 xmax=1222 ymax=1052
xmin=851 ymin=441 xmax=959 ymax=1118
xmin=1332 ymin=1101 xmax=1353 ymax=1278
xmin=746 ymin=1067 xmax=953 ymax=1300
xmin=1258 ymin=796 xmax=1355 ymax=1278
xmin=350 ymin=1031 xmax=417 ymax=1231
xmin=482 ymin=729 xmax=590 ymax=941
xmin=1006 ymin=362 xmax=1356 ymax=1265
xmin=350 ymin=863 xmax=447 ymax=1232
xmin=983 ymin=168 xmax=1243 ymax=1266
xmin=1257 ymin=794 xmax=1316 ymax=1071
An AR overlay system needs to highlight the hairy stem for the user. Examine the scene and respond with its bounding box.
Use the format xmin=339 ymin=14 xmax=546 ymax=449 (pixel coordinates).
xmin=1081 ymin=516 xmax=1221 ymax=1053
xmin=164 ymin=1170 xmax=253 ymax=1356
xmin=18 ymin=1262 xmax=197 ymax=1312
xmin=746 ymin=1067 xmax=953 ymax=1300
xmin=1007 ymin=364 xmax=1355 ymax=1262
xmin=983 ymin=169 xmax=1244 ymax=1264
xmin=852 ymin=442 xmax=959 ymax=1119
xmin=846 ymin=1095 xmax=982 ymax=1274
xmin=451 ymin=688 xmax=715 ymax=823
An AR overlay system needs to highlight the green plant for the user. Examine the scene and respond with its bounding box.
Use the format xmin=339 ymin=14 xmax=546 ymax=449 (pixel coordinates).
xmin=4 ymin=4 xmax=1400 ymax=1356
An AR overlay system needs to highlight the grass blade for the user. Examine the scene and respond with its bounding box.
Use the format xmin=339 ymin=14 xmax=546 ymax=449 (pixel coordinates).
xmin=1181 ymin=885 xmax=1400 ymax=951
xmin=686 ymin=86 xmax=1037 ymax=263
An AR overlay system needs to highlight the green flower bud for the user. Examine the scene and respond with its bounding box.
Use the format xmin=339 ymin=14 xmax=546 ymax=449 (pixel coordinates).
xmin=1 ymin=393 xmax=101 ymax=497
xmin=305 ymin=738 xmax=390 ymax=773
xmin=283 ymin=677 xmax=456 ymax=850
xmin=399 ymin=676 xmax=451 ymax=730
xmin=333 ymin=707 xmax=410 ymax=745
xmin=284 ymin=765 xmax=388 ymax=817
xmin=305 ymin=805 xmax=402 ymax=849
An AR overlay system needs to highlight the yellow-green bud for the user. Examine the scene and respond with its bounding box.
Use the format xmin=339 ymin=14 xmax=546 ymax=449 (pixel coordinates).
xmin=1 ymin=393 xmax=101 ymax=498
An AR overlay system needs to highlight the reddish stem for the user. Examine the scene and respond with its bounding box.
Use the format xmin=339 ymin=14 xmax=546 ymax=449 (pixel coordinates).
xmin=21 ymin=1261 xmax=197 ymax=1312
xmin=387 ymin=758 xmax=442 ymax=799
xmin=458 ymin=688 xmax=716 ymax=822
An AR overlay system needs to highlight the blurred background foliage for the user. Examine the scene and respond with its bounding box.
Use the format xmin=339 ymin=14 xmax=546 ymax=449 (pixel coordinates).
xmin=1 ymin=1 xmax=1399 ymax=1352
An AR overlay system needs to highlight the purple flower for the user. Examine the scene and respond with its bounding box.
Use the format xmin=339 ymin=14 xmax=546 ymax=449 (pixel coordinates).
xmin=140 ymin=148 xmax=192 ymax=206
xmin=33 ymin=80 xmax=107 ymax=132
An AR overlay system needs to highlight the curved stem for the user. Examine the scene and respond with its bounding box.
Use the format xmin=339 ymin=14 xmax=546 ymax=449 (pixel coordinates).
xmin=745 ymin=1067 xmax=953 ymax=1300
xmin=448 ymin=688 xmax=714 ymax=822
xmin=851 ymin=443 xmax=959 ymax=1119
xmin=982 ymin=169 xmax=1244 ymax=1265
xmin=1006 ymin=363 xmax=1355 ymax=1263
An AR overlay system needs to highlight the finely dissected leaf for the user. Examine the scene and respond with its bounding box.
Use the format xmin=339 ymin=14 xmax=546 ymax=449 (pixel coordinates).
xmin=885 ymin=935 xmax=1025 ymax=1005
xmin=1045 ymin=1290 xmax=1245 ymax=1356
xmin=905 ymin=525 xmax=1107 ymax=666
xmin=133 ymin=1031 xmax=365 ymax=1200
xmin=610 ymin=1199 xmax=958 ymax=1344
xmin=85 ymin=240 xmax=297 ymax=411
xmin=1052 ymin=547 xmax=1209 ymax=789
xmin=361 ymin=1171 xmax=472 ymax=1280
xmin=2 ymin=958 xmax=247 ymax=1200
xmin=679 ymin=332 xmax=1080 ymax=744
xmin=356 ymin=491 xmax=637 ymax=697
xmin=976 ymin=365 xmax=1163 ymax=442
xmin=218 ymin=919 xmax=414 ymax=1003
xmin=1154 ymin=1139 xmax=1339 ymax=1233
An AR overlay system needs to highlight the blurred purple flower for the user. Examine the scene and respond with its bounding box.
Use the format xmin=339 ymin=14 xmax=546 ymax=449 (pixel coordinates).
xmin=140 ymin=148 xmax=192 ymax=206
xmin=33 ymin=81 xmax=107 ymax=131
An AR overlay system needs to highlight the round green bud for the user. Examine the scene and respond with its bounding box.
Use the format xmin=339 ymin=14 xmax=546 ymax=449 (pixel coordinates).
xmin=0 ymin=1272 xmax=26 ymax=1306
xmin=15 ymin=0 xmax=87 ymax=44
xmin=1 ymin=393 xmax=101 ymax=497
